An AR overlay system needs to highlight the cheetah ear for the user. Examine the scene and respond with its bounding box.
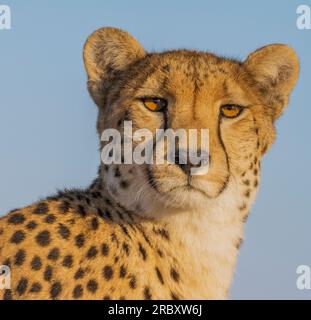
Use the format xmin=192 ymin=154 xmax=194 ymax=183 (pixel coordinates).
xmin=244 ymin=44 xmax=299 ymax=120
xmin=83 ymin=27 xmax=146 ymax=106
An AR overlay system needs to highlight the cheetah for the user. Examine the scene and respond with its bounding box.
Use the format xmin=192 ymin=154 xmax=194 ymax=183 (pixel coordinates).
xmin=0 ymin=27 xmax=299 ymax=300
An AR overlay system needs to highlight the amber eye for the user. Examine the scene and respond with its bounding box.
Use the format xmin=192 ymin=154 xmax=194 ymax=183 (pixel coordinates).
xmin=141 ymin=98 xmax=168 ymax=112
xmin=221 ymin=105 xmax=244 ymax=118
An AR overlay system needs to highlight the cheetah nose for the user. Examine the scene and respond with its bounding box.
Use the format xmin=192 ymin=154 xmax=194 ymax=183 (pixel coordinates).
xmin=174 ymin=149 xmax=207 ymax=176
xmin=177 ymin=162 xmax=202 ymax=176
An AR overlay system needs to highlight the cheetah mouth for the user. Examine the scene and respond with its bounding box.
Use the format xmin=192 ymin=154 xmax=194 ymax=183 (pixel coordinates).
xmin=145 ymin=165 xmax=229 ymax=200
xmin=166 ymin=183 xmax=211 ymax=199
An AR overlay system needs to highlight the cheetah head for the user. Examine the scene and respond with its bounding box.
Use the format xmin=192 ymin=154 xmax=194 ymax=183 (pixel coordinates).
xmin=83 ymin=27 xmax=299 ymax=217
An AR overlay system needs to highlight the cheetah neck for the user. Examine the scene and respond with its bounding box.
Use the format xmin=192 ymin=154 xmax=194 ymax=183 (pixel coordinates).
xmin=96 ymin=170 xmax=258 ymax=299
xmin=153 ymin=176 xmax=254 ymax=299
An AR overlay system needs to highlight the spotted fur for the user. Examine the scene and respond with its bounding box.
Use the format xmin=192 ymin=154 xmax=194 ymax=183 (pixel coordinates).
xmin=0 ymin=27 xmax=299 ymax=300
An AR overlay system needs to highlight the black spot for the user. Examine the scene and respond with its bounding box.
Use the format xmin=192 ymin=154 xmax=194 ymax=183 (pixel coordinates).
xmin=10 ymin=230 xmax=25 ymax=244
xmin=97 ymin=208 xmax=105 ymax=219
xmin=16 ymin=278 xmax=28 ymax=296
xmin=76 ymin=194 xmax=83 ymax=201
xmin=144 ymin=287 xmax=152 ymax=300
xmin=74 ymin=268 xmax=85 ymax=280
xmin=77 ymin=205 xmax=86 ymax=217
xmin=171 ymin=292 xmax=179 ymax=300
xmin=103 ymin=265 xmax=113 ymax=280
xmin=86 ymin=246 xmax=98 ymax=259
xmin=90 ymin=217 xmax=99 ymax=230
xmin=91 ymin=191 xmax=101 ymax=199
xmin=111 ymin=232 xmax=119 ymax=245
xmin=116 ymin=210 xmax=125 ymax=220
xmin=243 ymin=180 xmax=250 ymax=186
xmin=31 ymin=256 xmax=42 ymax=270
xmin=155 ymin=267 xmax=164 ymax=285
xmin=254 ymin=179 xmax=259 ymax=187
xmin=44 ymin=214 xmax=56 ymax=224
xmin=236 ymin=238 xmax=243 ymax=250
xmin=170 ymin=268 xmax=180 ymax=282
xmin=157 ymin=249 xmax=164 ymax=258
xmin=58 ymin=201 xmax=70 ymax=214
xmin=62 ymin=255 xmax=73 ymax=268
xmin=48 ymin=247 xmax=60 ymax=261
xmin=35 ymin=230 xmax=51 ymax=247
xmin=136 ymin=225 xmax=152 ymax=247
xmin=50 ymin=281 xmax=62 ymax=299
xmin=3 ymin=290 xmax=12 ymax=300
xmin=244 ymin=190 xmax=251 ymax=198
xmin=75 ymin=234 xmax=85 ymax=248
xmin=138 ymin=242 xmax=147 ymax=260
xmin=103 ymin=295 xmax=110 ymax=300
xmin=101 ymin=243 xmax=109 ymax=256
xmin=8 ymin=213 xmax=25 ymax=225
xmin=120 ymin=225 xmax=131 ymax=239
xmin=14 ymin=249 xmax=26 ymax=266
xmin=120 ymin=180 xmax=129 ymax=188
xmin=119 ymin=265 xmax=126 ymax=278
xmin=46 ymin=196 xmax=58 ymax=201
xmin=114 ymin=166 xmax=121 ymax=177
xmin=33 ymin=202 xmax=49 ymax=215
xmin=162 ymin=64 xmax=170 ymax=72
xmin=254 ymin=169 xmax=258 ymax=176
xmin=153 ymin=227 xmax=170 ymax=241
xmin=73 ymin=285 xmax=83 ymax=299
xmin=129 ymin=276 xmax=137 ymax=289
xmin=26 ymin=221 xmax=37 ymax=230
xmin=30 ymin=282 xmax=42 ymax=293
xmin=242 ymin=212 xmax=249 ymax=223
xmin=105 ymin=209 xmax=113 ymax=220
xmin=44 ymin=265 xmax=53 ymax=282
xmin=122 ymin=242 xmax=130 ymax=256
xmin=87 ymin=279 xmax=98 ymax=293
xmin=58 ymin=223 xmax=70 ymax=240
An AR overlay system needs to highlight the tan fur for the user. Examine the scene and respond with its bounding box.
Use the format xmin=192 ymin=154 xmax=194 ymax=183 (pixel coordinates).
xmin=0 ymin=27 xmax=299 ymax=300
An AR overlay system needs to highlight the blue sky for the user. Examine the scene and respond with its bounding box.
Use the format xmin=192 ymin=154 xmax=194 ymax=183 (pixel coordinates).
xmin=0 ymin=0 xmax=310 ymax=299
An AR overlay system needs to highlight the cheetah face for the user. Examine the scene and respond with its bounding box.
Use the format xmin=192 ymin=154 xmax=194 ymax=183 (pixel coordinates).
xmin=83 ymin=28 xmax=299 ymax=214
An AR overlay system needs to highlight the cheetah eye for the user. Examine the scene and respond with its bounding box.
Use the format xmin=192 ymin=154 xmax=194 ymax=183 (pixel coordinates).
xmin=141 ymin=97 xmax=168 ymax=112
xmin=220 ymin=105 xmax=244 ymax=118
